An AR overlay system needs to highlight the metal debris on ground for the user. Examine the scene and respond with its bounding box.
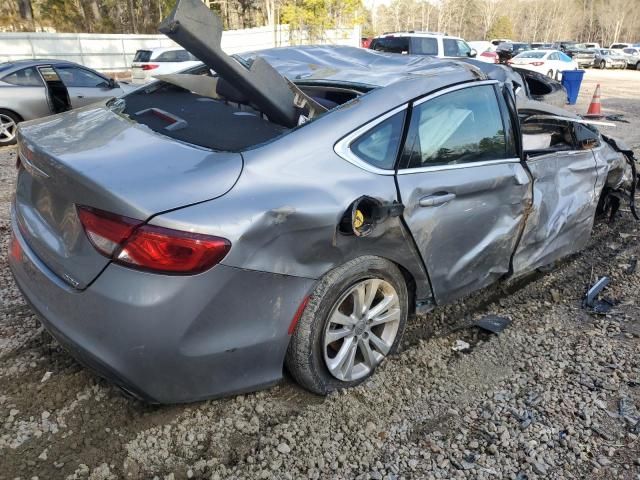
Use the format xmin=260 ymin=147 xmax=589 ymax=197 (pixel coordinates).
xmin=452 ymin=340 xmax=471 ymax=352
xmin=473 ymin=315 xmax=512 ymax=334
xmin=583 ymin=276 xmax=616 ymax=313
xmin=626 ymin=258 xmax=637 ymax=274
xmin=584 ymin=276 xmax=610 ymax=307
xmin=509 ymin=408 xmax=536 ymax=429
xmin=604 ymin=114 xmax=629 ymax=123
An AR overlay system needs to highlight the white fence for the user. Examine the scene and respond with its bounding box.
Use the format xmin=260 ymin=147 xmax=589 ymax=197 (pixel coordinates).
xmin=0 ymin=25 xmax=361 ymax=73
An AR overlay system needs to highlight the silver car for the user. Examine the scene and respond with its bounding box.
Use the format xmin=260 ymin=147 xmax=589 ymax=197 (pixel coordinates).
xmin=592 ymin=48 xmax=628 ymax=69
xmin=8 ymin=0 xmax=638 ymax=403
xmin=0 ymin=59 xmax=134 ymax=146
xmin=622 ymin=47 xmax=640 ymax=70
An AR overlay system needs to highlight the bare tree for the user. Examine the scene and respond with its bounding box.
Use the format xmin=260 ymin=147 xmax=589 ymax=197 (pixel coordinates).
xmin=17 ymin=0 xmax=34 ymax=20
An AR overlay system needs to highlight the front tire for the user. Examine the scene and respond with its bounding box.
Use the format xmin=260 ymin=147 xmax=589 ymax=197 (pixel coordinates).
xmin=547 ymin=70 xmax=554 ymax=78
xmin=286 ymin=256 xmax=408 ymax=395
xmin=599 ymin=60 xmax=606 ymax=69
xmin=0 ymin=110 xmax=20 ymax=146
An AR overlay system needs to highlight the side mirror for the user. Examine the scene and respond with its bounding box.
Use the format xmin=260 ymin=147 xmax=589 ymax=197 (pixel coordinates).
xmin=108 ymin=78 xmax=119 ymax=89
xmin=468 ymin=49 xmax=477 ymax=58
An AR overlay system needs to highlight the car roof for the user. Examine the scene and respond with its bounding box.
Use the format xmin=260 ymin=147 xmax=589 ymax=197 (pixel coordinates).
xmin=239 ymin=45 xmax=481 ymax=89
xmin=376 ymin=32 xmax=462 ymax=40
xmin=0 ymin=58 xmax=90 ymax=75
xmin=136 ymin=46 xmax=185 ymax=54
xmin=0 ymin=58 xmax=79 ymax=68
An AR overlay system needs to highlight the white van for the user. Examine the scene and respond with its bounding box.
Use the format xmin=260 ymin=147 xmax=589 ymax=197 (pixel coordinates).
xmin=131 ymin=47 xmax=201 ymax=84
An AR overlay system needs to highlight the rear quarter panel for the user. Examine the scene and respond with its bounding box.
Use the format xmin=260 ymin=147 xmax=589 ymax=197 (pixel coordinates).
xmin=0 ymin=85 xmax=50 ymax=120
xmin=147 ymin=78 xmax=456 ymax=300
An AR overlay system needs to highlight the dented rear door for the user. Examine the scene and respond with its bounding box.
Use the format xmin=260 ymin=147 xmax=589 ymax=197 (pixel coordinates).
xmin=396 ymin=82 xmax=531 ymax=304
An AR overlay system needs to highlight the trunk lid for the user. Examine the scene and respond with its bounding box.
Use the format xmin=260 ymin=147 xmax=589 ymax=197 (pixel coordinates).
xmin=14 ymin=104 xmax=242 ymax=289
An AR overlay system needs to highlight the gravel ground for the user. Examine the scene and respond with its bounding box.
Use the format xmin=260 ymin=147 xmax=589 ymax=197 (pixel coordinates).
xmin=1 ymin=70 xmax=639 ymax=480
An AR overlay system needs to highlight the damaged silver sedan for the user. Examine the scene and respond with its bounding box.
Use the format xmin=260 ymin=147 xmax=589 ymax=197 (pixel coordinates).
xmin=8 ymin=0 xmax=638 ymax=403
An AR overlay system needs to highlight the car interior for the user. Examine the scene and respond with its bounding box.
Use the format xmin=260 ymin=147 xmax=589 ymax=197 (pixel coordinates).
xmin=37 ymin=66 xmax=71 ymax=114
xmin=121 ymin=65 xmax=363 ymax=152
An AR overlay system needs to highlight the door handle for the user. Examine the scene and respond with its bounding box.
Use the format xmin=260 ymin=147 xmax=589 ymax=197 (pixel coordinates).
xmin=76 ymin=95 xmax=84 ymax=98
xmin=419 ymin=192 xmax=456 ymax=207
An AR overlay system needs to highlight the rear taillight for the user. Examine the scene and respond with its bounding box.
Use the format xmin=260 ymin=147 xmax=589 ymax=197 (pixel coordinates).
xmin=531 ymin=61 xmax=545 ymax=66
xmin=77 ymin=206 xmax=230 ymax=274
xmin=77 ymin=206 xmax=141 ymax=257
xmin=141 ymin=64 xmax=159 ymax=70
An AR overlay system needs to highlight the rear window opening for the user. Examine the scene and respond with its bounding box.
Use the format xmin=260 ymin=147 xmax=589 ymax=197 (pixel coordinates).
xmin=133 ymin=50 xmax=152 ymax=63
xmin=120 ymin=66 xmax=364 ymax=151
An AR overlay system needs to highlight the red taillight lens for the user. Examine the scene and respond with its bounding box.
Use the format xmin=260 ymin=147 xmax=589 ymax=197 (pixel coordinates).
xmin=77 ymin=206 xmax=141 ymax=257
xmin=141 ymin=64 xmax=159 ymax=70
xmin=77 ymin=206 xmax=230 ymax=274
xmin=531 ymin=61 xmax=545 ymax=66
xmin=116 ymin=225 xmax=231 ymax=274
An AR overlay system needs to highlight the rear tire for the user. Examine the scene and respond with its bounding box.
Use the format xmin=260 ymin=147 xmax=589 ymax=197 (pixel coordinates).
xmin=636 ymin=62 xmax=640 ymax=71
xmin=0 ymin=109 xmax=20 ymax=146
xmin=286 ymin=256 xmax=408 ymax=395
xmin=547 ymin=70 xmax=554 ymax=78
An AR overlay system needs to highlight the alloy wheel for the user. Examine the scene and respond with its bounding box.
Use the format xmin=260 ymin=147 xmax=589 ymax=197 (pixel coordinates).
xmin=0 ymin=114 xmax=17 ymax=143
xmin=323 ymin=278 xmax=401 ymax=381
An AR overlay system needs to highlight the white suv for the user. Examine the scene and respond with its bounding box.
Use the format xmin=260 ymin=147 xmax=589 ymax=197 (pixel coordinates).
xmin=131 ymin=47 xmax=201 ymax=84
xmin=369 ymin=32 xmax=477 ymax=59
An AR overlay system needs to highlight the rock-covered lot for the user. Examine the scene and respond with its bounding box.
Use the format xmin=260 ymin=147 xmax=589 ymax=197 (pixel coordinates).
xmin=1 ymin=69 xmax=639 ymax=480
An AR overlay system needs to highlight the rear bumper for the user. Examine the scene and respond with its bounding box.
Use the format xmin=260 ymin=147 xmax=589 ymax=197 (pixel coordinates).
xmin=8 ymin=207 xmax=315 ymax=403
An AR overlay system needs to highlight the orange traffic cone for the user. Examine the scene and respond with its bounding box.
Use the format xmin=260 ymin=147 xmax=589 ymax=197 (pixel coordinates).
xmin=585 ymin=84 xmax=603 ymax=118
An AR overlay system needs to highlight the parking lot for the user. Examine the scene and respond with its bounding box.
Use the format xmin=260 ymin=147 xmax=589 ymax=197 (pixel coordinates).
xmin=1 ymin=69 xmax=639 ymax=480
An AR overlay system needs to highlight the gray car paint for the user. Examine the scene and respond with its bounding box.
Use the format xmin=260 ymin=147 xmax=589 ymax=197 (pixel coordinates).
xmin=15 ymin=105 xmax=242 ymax=289
xmin=9 ymin=213 xmax=314 ymax=403
xmin=511 ymin=146 xmax=599 ymax=274
xmin=9 ymin=30 xmax=635 ymax=402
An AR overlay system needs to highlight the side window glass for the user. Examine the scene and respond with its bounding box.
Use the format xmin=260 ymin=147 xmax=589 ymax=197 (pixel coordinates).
xmin=456 ymin=40 xmax=471 ymax=56
xmin=156 ymin=51 xmax=180 ymax=62
xmin=372 ymin=38 xmax=409 ymax=54
xmin=2 ymin=67 xmax=43 ymax=87
xmin=56 ymin=67 xmax=106 ymax=87
xmin=413 ymin=38 xmax=438 ymax=55
xmin=350 ymin=111 xmax=406 ymax=170
xmin=522 ymin=120 xmax=573 ymax=153
xmin=176 ymin=50 xmax=190 ymax=61
xmin=401 ymin=85 xmax=508 ymax=168
xmin=574 ymin=123 xmax=600 ymax=149
xmin=443 ymin=39 xmax=459 ymax=56
xmin=38 ymin=66 xmax=62 ymax=82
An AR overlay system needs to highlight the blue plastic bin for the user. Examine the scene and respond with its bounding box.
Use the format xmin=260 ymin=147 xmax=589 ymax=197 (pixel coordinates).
xmin=561 ymin=70 xmax=585 ymax=105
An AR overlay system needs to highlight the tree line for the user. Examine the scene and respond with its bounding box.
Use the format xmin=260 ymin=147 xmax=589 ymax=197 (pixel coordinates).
xmin=371 ymin=0 xmax=639 ymax=45
xmin=2 ymin=0 xmax=638 ymax=45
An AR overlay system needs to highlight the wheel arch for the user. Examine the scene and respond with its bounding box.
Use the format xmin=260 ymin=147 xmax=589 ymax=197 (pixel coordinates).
xmin=0 ymin=108 xmax=24 ymax=122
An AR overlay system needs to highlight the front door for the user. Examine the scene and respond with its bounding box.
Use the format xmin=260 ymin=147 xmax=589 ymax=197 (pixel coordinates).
xmin=511 ymin=118 xmax=600 ymax=275
xmin=396 ymin=82 xmax=531 ymax=304
xmin=55 ymin=65 xmax=118 ymax=108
